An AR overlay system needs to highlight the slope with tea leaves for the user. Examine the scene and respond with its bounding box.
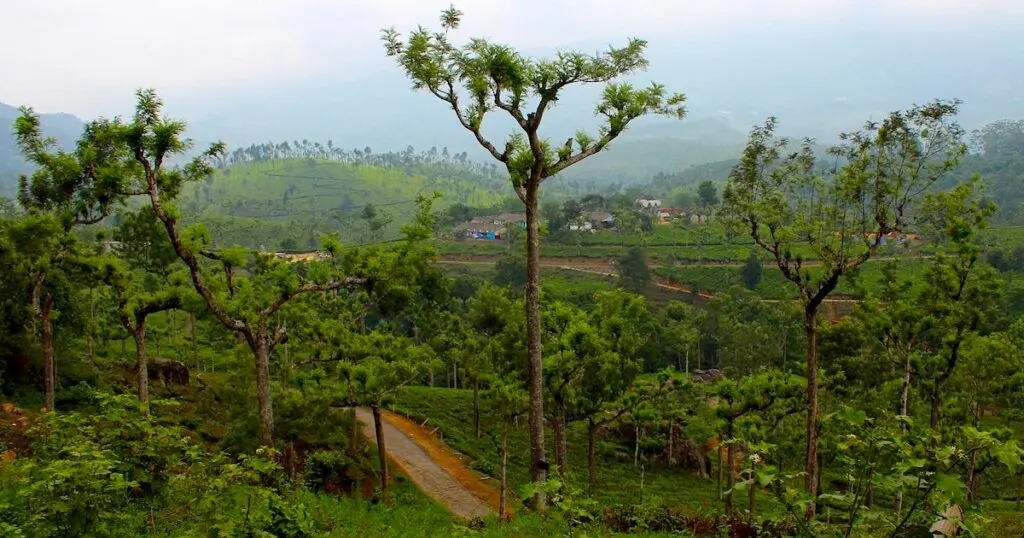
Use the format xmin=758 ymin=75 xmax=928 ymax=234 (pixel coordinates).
xmin=179 ymin=158 xmax=512 ymax=248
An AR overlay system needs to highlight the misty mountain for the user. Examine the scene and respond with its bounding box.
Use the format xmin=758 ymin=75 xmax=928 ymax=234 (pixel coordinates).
xmin=162 ymin=11 xmax=1023 ymax=185
xmin=5 ymin=7 xmax=1023 ymax=193
xmin=0 ymin=103 xmax=84 ymax=195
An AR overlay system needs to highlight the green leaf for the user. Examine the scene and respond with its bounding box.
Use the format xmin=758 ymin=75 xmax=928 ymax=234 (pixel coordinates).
xmin=933 ymin=472 xmax=966 ymax=501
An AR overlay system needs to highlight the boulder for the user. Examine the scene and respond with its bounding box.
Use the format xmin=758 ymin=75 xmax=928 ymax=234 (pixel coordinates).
xmin=147 ymin=358 xmax=190 ymax=387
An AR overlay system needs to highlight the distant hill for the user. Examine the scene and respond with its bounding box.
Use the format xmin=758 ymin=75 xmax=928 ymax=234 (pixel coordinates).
xmin=0 ymin=102 xmax=84 ymax=196
xmin=178 ymin=158 xmax=513 ymax=249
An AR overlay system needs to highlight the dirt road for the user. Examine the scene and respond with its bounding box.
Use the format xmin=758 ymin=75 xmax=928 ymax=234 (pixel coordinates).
xmin=354 ymin=407 xmax=496 ymax=520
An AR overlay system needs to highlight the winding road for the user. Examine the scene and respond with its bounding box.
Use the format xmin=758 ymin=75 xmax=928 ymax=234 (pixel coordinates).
xmin=354 ymin=407 xmax=497 ymax=520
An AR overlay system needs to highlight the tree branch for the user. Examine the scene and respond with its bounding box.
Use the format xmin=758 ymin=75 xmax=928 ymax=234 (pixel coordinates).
xmin=136 ymin=147 xmax=247 ymax=335
xmin=262 ymin=277 xmax=367 ymax=319
xmin=430 ymin=81 xmax=509 ymax=163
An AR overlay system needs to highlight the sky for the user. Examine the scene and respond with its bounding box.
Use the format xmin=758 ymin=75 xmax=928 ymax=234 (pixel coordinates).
xmin=3 ymin=0 xmax=1024 ymax=119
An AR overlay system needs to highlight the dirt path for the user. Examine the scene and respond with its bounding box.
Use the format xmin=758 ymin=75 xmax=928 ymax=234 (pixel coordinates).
xmin=354 ymin=407 xmax=497 ymax=520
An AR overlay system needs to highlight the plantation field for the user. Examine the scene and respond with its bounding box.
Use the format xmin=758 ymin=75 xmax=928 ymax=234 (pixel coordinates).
xmin=177 ymin=159 xmax=511 ymax=248
xmin=656 ymin=259 xmax=936 ymax=300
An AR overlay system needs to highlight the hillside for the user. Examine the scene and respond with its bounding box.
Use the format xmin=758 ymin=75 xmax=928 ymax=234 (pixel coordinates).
xmin=180 ymin=158 xmax=513 ymax=249
xmin=0 ymin=103 xmax=84 ymax=195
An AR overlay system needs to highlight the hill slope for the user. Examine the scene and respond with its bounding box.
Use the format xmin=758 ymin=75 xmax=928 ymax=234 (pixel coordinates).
xmin=0 ymin=103 xmax=84 ymax=195
xmin=180 ymin=158 xmax=512 ymax=249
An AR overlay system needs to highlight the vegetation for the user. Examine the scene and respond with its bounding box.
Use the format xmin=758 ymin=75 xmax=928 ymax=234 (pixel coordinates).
xmin=2 ymin=10 xmax=1024 ymax=537
xmin=383 ymin=6 xmax=685 ymax=511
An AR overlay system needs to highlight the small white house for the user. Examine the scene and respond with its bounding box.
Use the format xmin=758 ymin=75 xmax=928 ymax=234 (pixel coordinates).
xmin=568 ymin=220 xmax=593 ymax=231
xmin=635 ymin=198 xmax=662 ymax=211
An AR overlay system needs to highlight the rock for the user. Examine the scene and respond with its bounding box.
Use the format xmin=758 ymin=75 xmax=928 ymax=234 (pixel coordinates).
xmin=148 ymin=358 xmax=190 ymax=387
xmin=691 ymin=369 xmax=725 ymax=383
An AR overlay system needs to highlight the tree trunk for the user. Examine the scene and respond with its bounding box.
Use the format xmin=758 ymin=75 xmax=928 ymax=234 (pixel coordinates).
xmin=254 ymin=331 xmax=275 ymax=447
xmin=634 ymin=423 xmax=641 ymax=468
xmin=189 ymin=313 xmax=198 ymax=370
xmin=473 ymin=379 xmax=481 ymax=439
xmin=804 ymin=308 xmax=820 ymax=516
xmin=726 ymin=431 xmax=735 ymax=516
xmin=525 ymin=180 xmax=547 ymax=511
xmin=718 ymin=444 xmax=724 ymax=500
xmin=86 ymin=288 xmax=95 ymax=363
xmin=896 ymin=349 xmax=911 ymax=514
xmin=930 ymin=385 xmax=942 ymax=430
xmin=500 ymin=420 xmax=509 ymax=520
xmin=1017 ymin=469 xmax=1023 ymax=511
xmin=41 ymin=293 xmax=55 ymax=412
xmin=588 ymin=419 xmax=598 ymax=494
xmin=748 ymin=468 xmax=756 ymax=515
xmin=133 ymin=320 xmax=150 ymax=406
xmin=815 ymin=451 xmax=824 ymax=517
xmin=372 ymin=405 xmax=389 ymax=500
xmin=667 ymin=420 xmax=676 ymax=466
xmin=554 ymin=398 xmax=568 ymax=474
xmin=967 ymin=404 xmax=983 ymax=503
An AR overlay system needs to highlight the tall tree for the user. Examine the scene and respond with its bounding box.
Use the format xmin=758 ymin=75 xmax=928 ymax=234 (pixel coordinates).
xmin=740 ymin=251 xmax=763 ymax=291
xmin=13 ymin=108 xmax=138 ymax=410
xmin=64 ymin=89 xmax=368 ymax=446
xmin=341 ymin=332 xmax=437 ymax=500
xmin=615 ymin=246 xmax=652 ymax=294
xmin=720 ymin=100 xmax=966 ymax=515
xmin=915 ymin=180 xmax=1001 ymax=430
xmin=383 ymin=7 xmax=685 ymax=508
xmin=697 ymin=180 xmax=719 ymax=210
xmin=2 ymin=214 xmax=90 ymax=410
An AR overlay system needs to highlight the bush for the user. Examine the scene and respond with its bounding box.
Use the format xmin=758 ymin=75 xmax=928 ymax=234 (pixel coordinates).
xmin=304 ymin=449 xmax=372 ymax=495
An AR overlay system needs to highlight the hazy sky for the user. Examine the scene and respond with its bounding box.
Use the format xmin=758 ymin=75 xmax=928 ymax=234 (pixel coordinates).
xmin=3 ymin=0 xmax=1023 ymax=118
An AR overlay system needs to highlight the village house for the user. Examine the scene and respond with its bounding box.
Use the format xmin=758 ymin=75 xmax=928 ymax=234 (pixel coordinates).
xmin=491 ymin=212 xmax=527 ymax=227
xmin=454 ymin=217 xmax=505 ymax=240
xmin=568 ymin=211 xmax=616 ymax=231
xmin=656 ymin=207 xmax=687 ymax=224
xmin=451 ymin=212 xmax=528 ymax=241
xmin=635 ymin=198 xmax=662 ymax=213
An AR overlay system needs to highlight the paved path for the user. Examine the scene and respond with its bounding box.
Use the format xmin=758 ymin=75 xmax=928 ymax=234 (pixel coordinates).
xmin=354 ymin=407 xmax=493 ymax=520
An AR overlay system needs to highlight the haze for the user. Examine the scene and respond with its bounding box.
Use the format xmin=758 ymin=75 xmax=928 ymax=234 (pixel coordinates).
xmin=3 ymin=0 xmax=1023 ymax=154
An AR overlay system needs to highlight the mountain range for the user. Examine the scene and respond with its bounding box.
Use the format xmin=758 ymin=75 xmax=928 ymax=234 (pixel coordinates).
xmin=0 ymin=102 xmax=84 ymax=195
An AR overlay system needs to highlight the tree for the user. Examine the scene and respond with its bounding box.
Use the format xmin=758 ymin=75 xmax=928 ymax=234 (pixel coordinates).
xmin=740 ymin=251 xmax=763 ymax=291
xmin=13 ymin=109 xmax=138 ymax=410
xmin=467 ymin=284 xmax=521 ymax=437
xmin=615 ymin=246 xmax=651 ymax=294
xmin=484 ymin=379 xmax=529 ymax=520
xmin=971 ymin=119 xmax=1024 ymax=157
xmin=697 ymin=180 xmax=719 ymax=210
xmin=340 ymin=333 xmax=437 ymax=500
xmin=542 ymin=199 xmax=565 ymax=233
xmin=916 ymin=180 xmax=1002 ymax=430
xmin=707 ymin=369 xmax=802 ymax=516
xmin=383 ymin=7 xmax=685 ymax=508
xmin=720 ymin=100 xmax=966 ymax=515
xmin=2 ymin=214 xmax=91 ymax=410
xmin=68 ymin=89 xmax=369 ymax=446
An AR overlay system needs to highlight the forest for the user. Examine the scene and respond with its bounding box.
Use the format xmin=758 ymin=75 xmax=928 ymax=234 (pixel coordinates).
xmin=2 ymin=7 xmax=1024 ymax=538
